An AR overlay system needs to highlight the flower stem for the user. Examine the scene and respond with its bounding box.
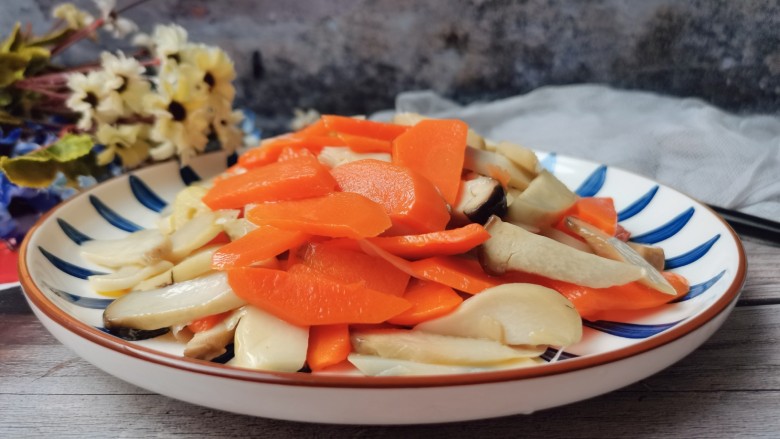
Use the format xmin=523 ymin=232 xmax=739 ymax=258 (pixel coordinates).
xmin=51 ymin=18 xmax=105 ymax=57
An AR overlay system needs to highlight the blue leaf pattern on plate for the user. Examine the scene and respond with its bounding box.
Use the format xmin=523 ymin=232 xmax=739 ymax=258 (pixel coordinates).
xmin=630 ymin=207 xmax=695 ymax=244
xmin=539 ymin=152 xmax=557 ymax=172
xmin=664 ymin=235 xmax=721 ymax=269
xmin=129 ymin=175 xmax=167 ymax=213
xmin=46 ymin=283 xmax=114 ymax=309
xmin=56 ymin=218 xmax=92 ymax=245
xmin=583 ymin=320 xmax=681 ymax=339
xmin=672 ymin=270 xmax=727 ymax=303
xmin=39 ymin=246 xmax=105 ymax=279
xmin=575 ymin=165 xmax=607 ymax=197
xmin=618 ymin=185 xmax=659 ymax=221
xmin=89 ymin=195 xmax=143 ymax=232
xmin=180 ymin=165 xmax=201 ymax=186
xmin=540 ymin=347 xmax=579 ymax=362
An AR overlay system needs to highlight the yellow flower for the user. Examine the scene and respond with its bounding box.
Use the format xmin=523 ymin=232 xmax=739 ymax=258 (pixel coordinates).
xmin=100 ymin=51 xmax=152 ymax=115
xmin=151 ymin=24 xmax=188 ymax=63
xmin=95 ymin=123 xmax=151 ymax=168
xmin=52 ymin=3 xmax=94 ymax=30
xmin=182 ymin=44 xmax=236 ymax=103
xmin=146 ymin=64 xmax=210 ymax=163
xmin=65 ymin=71 xmax=122 ymax=130
xmin=210 ymin=102 xmax=244 ymax=155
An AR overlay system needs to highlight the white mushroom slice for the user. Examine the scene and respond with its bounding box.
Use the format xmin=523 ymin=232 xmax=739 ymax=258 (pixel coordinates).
xmin=627 ymin=242 xmax=666 ymax=272
xmin=540 ymin=226 xmax=594 ymax=253
xmin=81 ymin=229 xmax=171 ymax=268
xmin=171 ymin=323 xmax=194 ymax=343
xmin=506 ymin=170 xmax=577 ymax=228
xmin=103 ymin=272 xmax=246 ymax=330
xmin=132 ymin=268 xmax=173 ymax=291
xmin=169 ymin=211 xmax=223 ymax=262
xmin=222 ymin=218 xmax=259 ymax=241
xmin=157 ymin=214 xmax=175 ymax=235
xmin=171 ymin=186 xmax=210 ymax=230
xmin=171 ymin=245 xmax=219 ymax=283
xmin=351 ymin=329 xmax=545 ymax=366
xmin=184 ymin=307 xmax=247 ymax=361
xmin=415 ymin=283 xmax=582 ymax=347
xmin=317 ymin=147 xmax=391 ymax=168
xmin=463 ymin=147 xmax=533 ymax=190
xmin=493 ymin=141 xmax=540 ymax=176
xmin=230 ymin=306 xmax=308 ymax=372
xmin=480 ymin=216 xmax=645 ymax=287
xmin=87 ymin=260 xmax=174 ymax=293
xmin=348 ymin=354 xmax=541 ymax=377
xmin=565 ymin=216 xmax=676 ymax=295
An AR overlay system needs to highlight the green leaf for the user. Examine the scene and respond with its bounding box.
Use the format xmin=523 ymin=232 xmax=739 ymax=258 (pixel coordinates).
xmin=0 ymin=134 xmax=96 ymax=188
xmin=0 ymin=23 xmax=23 ymax=53
xmin=27 ymin=28 xmax=74 ymax=48
xmin=0 ymin=52 xmax=29 ymax=87
xmin=0 ymin=109 xmax=21 ymax=125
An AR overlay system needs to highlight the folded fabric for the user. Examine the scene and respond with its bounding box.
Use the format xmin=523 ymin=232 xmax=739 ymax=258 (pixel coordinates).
xmin=377 ymin=85 xmax=780 ymax=221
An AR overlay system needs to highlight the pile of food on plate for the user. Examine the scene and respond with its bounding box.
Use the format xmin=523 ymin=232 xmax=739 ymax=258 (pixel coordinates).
xmin=80 ymin=113 xmax=689 ymax=376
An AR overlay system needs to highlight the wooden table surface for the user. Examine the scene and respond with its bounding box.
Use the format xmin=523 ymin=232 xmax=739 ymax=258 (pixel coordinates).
xmin=2 ymin=234 xmax=779 ymax=438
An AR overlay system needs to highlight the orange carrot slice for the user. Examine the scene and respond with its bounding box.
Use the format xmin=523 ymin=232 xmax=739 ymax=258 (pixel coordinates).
xmin=187 ymin=311 xmax=231 ymax=333
xmin=297 ymin=241 xmax=410 ymax=296
xmin=337 ymin=133 xmax=393 ymax=153
xmin=211 ymin=226 xmax=310 ymax=269
xmin=392 ymin=119 xmax=468 ymax=205
xmin=409 ymin=256 xmax=501 ymax=295
xmin=296 ymin=118 xmax=330 ymax=137
xmin=227 ymin=267 xmax=411 ymax=326
xmin=388 ymin=279 xmax=463 ymax=326
xmin=203 ymin=154 xmax=337 ymax=210
xmin=246 ymin=192 xmax=392 ymax=238
xmin=238 ymin=135 xmax=344 ymax=168
xmin=569 ymin=197 xmax=618 ymax=236
xmin=331 ymin=159 xmax=450 ymax=235
xmin=322 ymin=115 xmax=409 ymax=141
xmin=366 ymin=223 xmax=490 ymax=259
xmin=307 ymin=324 xmax=352 ymax=371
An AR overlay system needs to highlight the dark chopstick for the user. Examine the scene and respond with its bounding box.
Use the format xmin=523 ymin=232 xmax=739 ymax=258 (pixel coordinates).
xmin=707 ymin=204 xmax=780 ymax=244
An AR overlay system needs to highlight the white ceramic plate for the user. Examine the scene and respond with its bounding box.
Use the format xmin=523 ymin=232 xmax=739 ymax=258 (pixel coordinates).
xmin=20 ymin=151 xmax=746 ymax=424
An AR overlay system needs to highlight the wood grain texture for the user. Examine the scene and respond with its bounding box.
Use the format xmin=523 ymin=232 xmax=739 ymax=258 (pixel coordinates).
xmin=1 ymin=235 xmax=778 ymax=437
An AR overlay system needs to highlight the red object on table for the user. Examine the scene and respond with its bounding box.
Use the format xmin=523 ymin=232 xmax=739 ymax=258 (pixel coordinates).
xmin=0 ymin=243 xmax=18 ymax=284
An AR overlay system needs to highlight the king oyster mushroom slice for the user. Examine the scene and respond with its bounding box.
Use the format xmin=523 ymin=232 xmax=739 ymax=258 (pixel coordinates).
xmin=81 ymin=229 xmax=171 ymax=268
xmin=229 ymin=306 xmax=308 ymax=372
xmin=171 ymin=186 xmax=210 ymax=230
xmin=351 ymin=329 xmax=545 ymax=366
xmin=171 ymin=245 xmax=220 ymax=283
xmin=87 ymin=260 xmax=174 ymax=293
xmin=564 ymin=216 xmax=676 ymax=295
xmin=168 ymin=211 xmax=224 ymax=262
xmin=103 ymin=272 xmax=246 ymax=331
xmin=480 ymin=216 xmax=645 ymax=288
xmin=348 ymin=354 xmax=541 ymax=377
xmin=221 ymin=217 xmax=258 ymax=241
xmin=317 ymin=146 xmax=391 ymax=168
xmin=463 ymin=147 xmax=533 ymax=190
xmin=132 ymin=268 xmax=173 ymax=291
xmin=627 ymin=242 xmax=666 ymax=272
xmin=184 ymin=307 xmax=247 ymax=361
xmin=492 ymin=141 xmax=541 ymax=176
xmin=506 ymin=169 xmax=577 ymax=228
xmin=451 ymin=175 xmax=507 ymax=226
xmin=415 ymin=283 xmax=582 ymax=347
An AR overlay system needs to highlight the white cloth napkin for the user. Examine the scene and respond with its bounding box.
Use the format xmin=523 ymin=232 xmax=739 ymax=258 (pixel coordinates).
xmin=376 ymin=85 xmax=780 ymax=220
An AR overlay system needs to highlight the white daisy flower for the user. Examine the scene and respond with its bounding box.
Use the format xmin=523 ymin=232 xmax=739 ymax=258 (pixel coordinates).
xmin=145 ymin=64 xmax=210 ymax=163
xmin=65 ymin=71 xmax=121 ymax=130
xmin=100 ymin=51 xmax=152 ymax=115
xmin=210 ymin=102 xmax=244 ymax=154
xmin=151 ymin=24 xmax=189 ymax=62
xmin=52 ymin=3 xmax=94 ymax=30
xmin=93 ymin=0 xmax=138 ymax=38
xmin=95 ymin=123 xmax=151 ymax=168
xmin=181 ymin=44 xmax=236 ymax=103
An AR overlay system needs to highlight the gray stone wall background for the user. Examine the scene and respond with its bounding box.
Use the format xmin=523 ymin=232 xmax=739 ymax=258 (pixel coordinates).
xmin=4 ymin=0 xmax=780 ymax=133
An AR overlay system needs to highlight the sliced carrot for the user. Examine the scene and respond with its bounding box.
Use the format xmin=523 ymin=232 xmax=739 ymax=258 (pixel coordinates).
xmin=246 ymin=192 xmax=392 ymax=238
xmin=322 ymin=115 xmax=409 ymax=141
xmin=392 ymin=119 xmax=468 ymax=205
xmin=569 ymin=197 xmax=618 ymax=236
xmin=541 ymin=271 xmax=689 ymax=320
xmin=337 ymin=133 xmax=392 ymax=153
xmin=307 ymin=324 xmax=352 ymax=371
xmin=410 ymin=256 xmax=501 ymax=295
xmin=187 ymin=311 xmax=231 ymax=333
xmin=366 ymin=223 xmax=490 ymax=259
xmin=203 ymin=154 xmax=337 ymax=210
xmin=227 ymin=267 xmax=411 ymax=326
xmin=211 ymin=226 xmax=310 ymax=269
xmin=277 ymin=145 xmax=318 ymax=161
xmin=357 ymin=240 xmax=499 ymax=294
xmin=388 ymin=279 xmax=463 ymax=326
xmin=296 ymin=118 xmax=330 ymax=137
xmin=202 ymin=231 xmax=231 ymax=248
xmin=331 ymin=159 xmax=450 ymax=235
xmin=297 ymin=241 xmax=410 ymax=296
xmin=238 ymin=135 xmax=343 ymax=168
